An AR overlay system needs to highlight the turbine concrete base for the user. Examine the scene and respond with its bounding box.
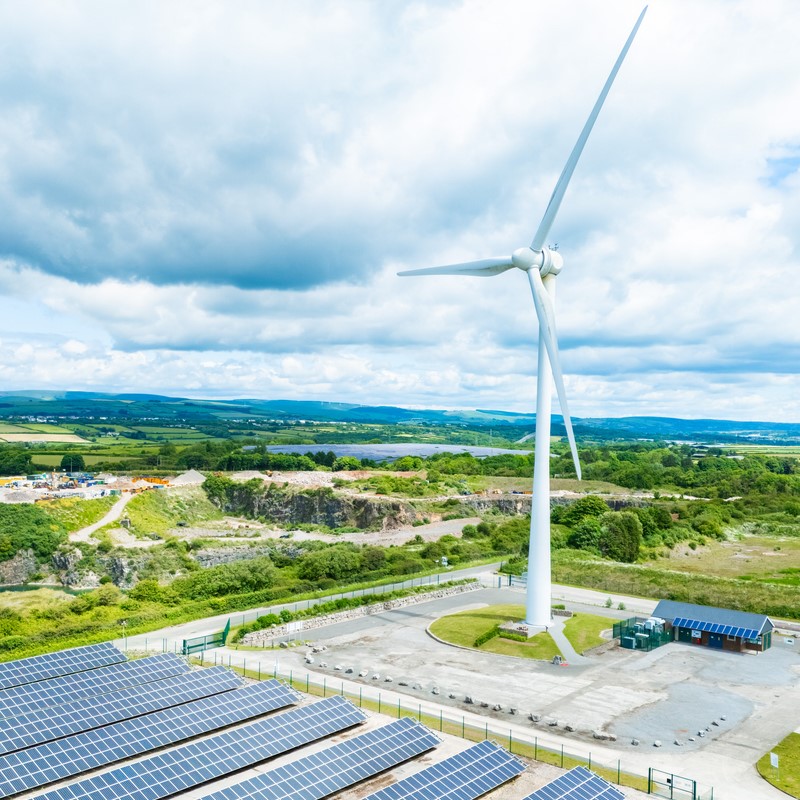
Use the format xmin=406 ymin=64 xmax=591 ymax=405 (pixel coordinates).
xmin=503 ymin=620 xmax=550 ymax=638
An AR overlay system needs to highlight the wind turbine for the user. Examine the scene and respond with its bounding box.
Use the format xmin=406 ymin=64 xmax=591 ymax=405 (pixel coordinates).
xmin=399 ymin=8 xmax=647 ymax=629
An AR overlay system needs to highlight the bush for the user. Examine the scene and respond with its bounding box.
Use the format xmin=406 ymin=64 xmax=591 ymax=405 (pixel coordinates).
xmin=474 ymin=625 xmax=500 ymax=647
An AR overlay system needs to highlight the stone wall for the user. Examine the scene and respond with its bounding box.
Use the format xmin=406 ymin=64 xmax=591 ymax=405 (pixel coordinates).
xmin=241 ymin=581 xmax=481 ymax=646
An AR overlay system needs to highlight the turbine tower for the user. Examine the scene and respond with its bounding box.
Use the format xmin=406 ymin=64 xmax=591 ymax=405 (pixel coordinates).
xmin=399 ymin=8 xmax=647 ymax=629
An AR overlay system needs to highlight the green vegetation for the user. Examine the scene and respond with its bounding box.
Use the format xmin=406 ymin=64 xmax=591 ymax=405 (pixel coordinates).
xmin=231 ymin=580 xmax=474 ymax=643
xmin=124 ymin=486 xmax=222 ymax=537
xmin=36 ymin=496 xmax=116 ymax=532
xmin=430 ymin=604 xmax=561 ymax=661
xmin=562 ymin=613 xmax=616 ymax=653
xmin=552 ymin=551 xmax=800 ymax=619
xmin=0 ymin=505 xmax=67 ymax=563
xmin=757 ymin=733 xmax=800 ymax=798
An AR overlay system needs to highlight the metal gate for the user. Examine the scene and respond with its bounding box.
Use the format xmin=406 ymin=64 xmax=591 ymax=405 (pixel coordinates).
xmin=648 ymin=768 xmax=698 ymax=800
xmin=182 ymin=618 xmax=231 ymax=656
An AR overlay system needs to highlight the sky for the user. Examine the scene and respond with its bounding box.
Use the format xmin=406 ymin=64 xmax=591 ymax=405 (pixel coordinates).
xmin=0 ymin=0 xmax=799 ymax=421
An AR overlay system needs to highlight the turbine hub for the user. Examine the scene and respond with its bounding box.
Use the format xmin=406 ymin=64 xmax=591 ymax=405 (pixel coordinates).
xmin=511 ymin=246 xmax=564 ymax=276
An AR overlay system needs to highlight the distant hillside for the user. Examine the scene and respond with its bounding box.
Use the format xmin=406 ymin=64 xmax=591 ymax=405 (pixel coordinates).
xmin=0 ymin=390 xmax=798 ymax=444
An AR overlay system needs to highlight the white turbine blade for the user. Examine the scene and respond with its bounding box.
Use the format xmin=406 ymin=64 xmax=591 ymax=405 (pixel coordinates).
xmin=527 ymin=269 xmax=582 ymax=480
xmin=531 ymin=6 xmax=647 ymax=252
xmin=398 ymin=258 xmax=514 ymax=278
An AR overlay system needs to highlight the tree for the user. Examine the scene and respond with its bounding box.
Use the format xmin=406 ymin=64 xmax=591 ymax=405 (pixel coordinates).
xmin=567 ymin=517 xmax=603 ymax=551
xmin=60 ymin=453 xmax=86 ymax=472
xmin=332 ymin=456 xmax=361 ymax=471
xmin=562 ymin=495 xmax=608 ymax=526
xmin=597 ymin=511 xmax=642 ymax=563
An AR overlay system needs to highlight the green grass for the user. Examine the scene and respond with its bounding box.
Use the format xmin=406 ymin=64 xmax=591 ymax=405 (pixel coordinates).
xmin=757 ymin=732 xmax=800 ymax=797
xmin=124 ymin=486 xmax=223 ymax=536
xmin=563 ymin=613 xmax=617 ymax=654
xmin=37 ymin=496 xmax=117 ymax=532
xmin=430 ymin=604 xmax=561 ymax=660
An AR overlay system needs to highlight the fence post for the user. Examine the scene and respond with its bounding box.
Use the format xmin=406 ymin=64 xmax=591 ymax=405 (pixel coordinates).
xmin=341 ymin=681 xmax=344 ymax=696
xmin=461 ymin=716 xmax=465 ymax=737
xmin=258 ymin=663 xmax=261 ymax=680
xmin=617 ymin=761 xmax=621 ymax=785
xmin=290 ymin=669 xmax=293 ymax=687
xmin=397 ymin=698 xmax=401 ymax=717
xmin=534 ymin=737 xmax=538 ymax=759
xmin=439 ymin=710 xmax=443 ymax=731
xmin=485 ymin=722 xmax=488 ymax=738
xmin=359 ymin=687 xmax=362 ymax=707
xmin=588 ymin=752 xmax=591 ymax=770
xmin=508 ymin=729 xmax=512 ymax=751
xmin=306 ymin=674 xmax=309 ymax=692
xmin=379 ymin=693 xmax=382 ymax=714
xmin=561 ymin=744 xmax=564 ymax=768
xmin=323 ymin=677 xmax=327 ymax=696
xmin=243 ymin=659 xmax=246 ymax=676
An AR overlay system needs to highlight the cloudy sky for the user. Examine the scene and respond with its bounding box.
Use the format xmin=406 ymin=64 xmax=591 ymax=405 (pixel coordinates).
xmin=0 ymin=0 xmax=798 ymax=421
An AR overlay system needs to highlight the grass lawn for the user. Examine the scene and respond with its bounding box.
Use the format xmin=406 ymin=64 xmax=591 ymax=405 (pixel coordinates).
xmin=563 ymin=613 xmax=617 ymax=654
xmin=757 ymin=732 xmax=800 ymax=798
xmin=429 ymin=604 xmax=561 ymax=661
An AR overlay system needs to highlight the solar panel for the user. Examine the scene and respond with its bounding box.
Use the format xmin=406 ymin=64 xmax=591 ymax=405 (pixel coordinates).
xmin=200 ymin=716 xmax=441 ymax=800
xmin=0 ymin=679 xmax=299 ymax=798
xmin=523 ymin=766 xmax=625 ymax=800
xmin=0 ymin=641 xmax=124 ymax=691
xmin=33 ymin=694 xmax=364 ymax=800
xmin=0 ymin=652 xmax=188 ymax=720
xmin=672 ymin=617 xmax=758 ymax=640
xmin=0 ymin=665 xmax=242 ymax=756
xmin=362 ymin=739 xmax=525 ymax=800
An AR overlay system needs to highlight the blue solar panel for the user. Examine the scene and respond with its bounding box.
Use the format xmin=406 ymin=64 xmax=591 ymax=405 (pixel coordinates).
xmin=0 ymin=642 xmax=124 ymax=690
xmin=0 ymin=679 xmax=298 ymax=797
xmin=199 ymin=716 xmax=440 ymax=800
xmin=0 ymin=652 xmax=188 ymax=720
xmin=672 ymin=617 xmax=758 ymax=640
xmin=0 ymin=665 xmax=242 ymax=756
xmin=362 ymin=739 xmax=525 ymax=800
xmin=523 ymin=766 xmax=625 ymax=800
xmin=34 ymin=694 xmax=364 ymax=800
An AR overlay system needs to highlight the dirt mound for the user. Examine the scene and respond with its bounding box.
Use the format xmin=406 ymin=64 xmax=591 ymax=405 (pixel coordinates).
xmin=170 ymin=469 xmax=206 ymax=486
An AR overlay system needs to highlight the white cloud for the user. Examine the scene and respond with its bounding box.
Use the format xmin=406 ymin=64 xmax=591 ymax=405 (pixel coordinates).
xmin=0 ymin=1 xmax=799 ymax=420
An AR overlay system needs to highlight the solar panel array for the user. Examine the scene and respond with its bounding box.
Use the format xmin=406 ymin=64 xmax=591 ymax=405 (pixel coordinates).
xmin=0 ymin=679 xmax=299 ymax=798
xmin=0 ymin=665 xmax=242 ymax=756
xmin=0 ymin=653 xmax=189 ymax=720
xmin=672 ymin=617 xmax=759 ymax=640
xmin=200 ymin=716 xmax=441 ymax=800
xmin=362 ymin=739 xmax=526 ymax=800
xmin=0 ymin=642 xmax=124 ymax=691
xmin=523 ymin=766 xmax=625 ymax=800
xmin=34 ymin=694 xmax=365 ymax=800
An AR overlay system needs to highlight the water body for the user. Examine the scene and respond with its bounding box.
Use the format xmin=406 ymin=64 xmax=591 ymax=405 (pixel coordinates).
xmin=0 ymin=584 xmax=84 ymax=595
xmin=265 ymin=443 xmax=530 ymax=462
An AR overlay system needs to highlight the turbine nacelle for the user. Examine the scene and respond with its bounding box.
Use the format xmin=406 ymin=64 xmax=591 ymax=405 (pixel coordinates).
xmin=511 ymin=246 xmax=564 ymax=277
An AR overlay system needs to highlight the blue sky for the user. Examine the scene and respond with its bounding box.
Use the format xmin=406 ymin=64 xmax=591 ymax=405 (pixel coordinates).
xmin=0 ymin=0 xmax=799 ymax=421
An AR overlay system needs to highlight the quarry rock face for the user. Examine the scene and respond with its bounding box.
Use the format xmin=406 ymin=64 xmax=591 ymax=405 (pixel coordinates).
xmin=0 ymin=549 xmax=39 ymax=585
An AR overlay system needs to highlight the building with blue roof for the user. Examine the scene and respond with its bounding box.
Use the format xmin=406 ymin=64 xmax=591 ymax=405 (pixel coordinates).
xmin=653 ymin=600 xmax=774 ymax=653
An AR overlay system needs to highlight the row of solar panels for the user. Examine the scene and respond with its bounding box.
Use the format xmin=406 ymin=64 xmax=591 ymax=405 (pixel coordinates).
xmin=0 ymin=642 xmax=626 ymax=800
xmin=671 ymin=617 xmax=760 ymax=640
xmin=0 ymin=641 xmax=125 ymax=691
